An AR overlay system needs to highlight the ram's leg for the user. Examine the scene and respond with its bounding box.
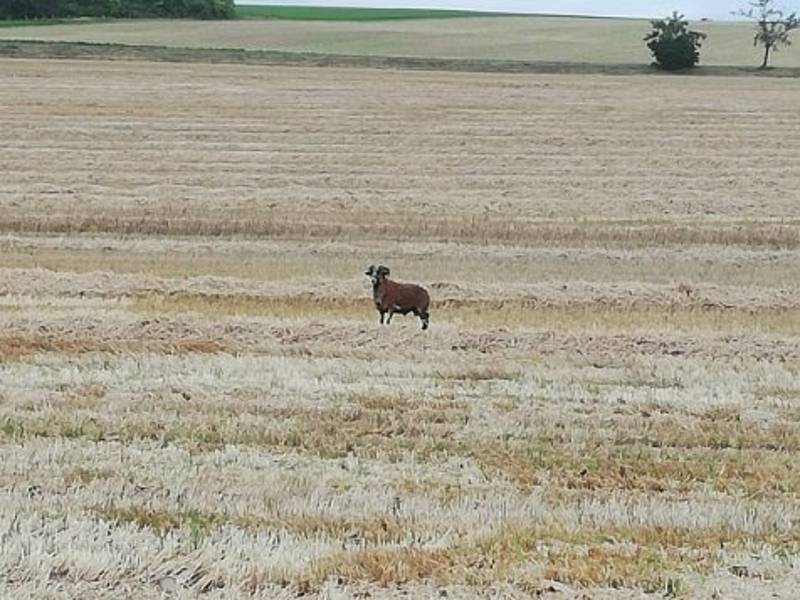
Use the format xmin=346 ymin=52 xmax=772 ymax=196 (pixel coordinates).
xmin=379 ymin=311 xmax=386 ymax=325
xmin=420 ymin=311 xmax=430 ymax=330
xmin=386 ymin=309 xmax=394 ymax=324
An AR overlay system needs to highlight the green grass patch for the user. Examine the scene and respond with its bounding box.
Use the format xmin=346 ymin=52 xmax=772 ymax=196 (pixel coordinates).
xmin=235 ymin=4 xmax=500 ymax=21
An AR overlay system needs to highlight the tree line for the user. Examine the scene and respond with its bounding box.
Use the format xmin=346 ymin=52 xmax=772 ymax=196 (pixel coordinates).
xmin=0 ymin=0 xmax=235 ymax=20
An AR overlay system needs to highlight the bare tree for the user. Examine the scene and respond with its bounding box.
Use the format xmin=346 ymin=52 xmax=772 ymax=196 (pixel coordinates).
xmin=735 ymin=0 xmax=800 ymax=68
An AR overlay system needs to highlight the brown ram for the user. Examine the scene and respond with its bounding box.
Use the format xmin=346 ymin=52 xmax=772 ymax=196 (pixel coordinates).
xmin=365 ymin=265 xmax=430 ymax=330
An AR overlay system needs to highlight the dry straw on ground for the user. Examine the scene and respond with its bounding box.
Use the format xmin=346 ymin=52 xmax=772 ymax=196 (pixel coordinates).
xmin=1 ymin=59 xmax=799 ymax=598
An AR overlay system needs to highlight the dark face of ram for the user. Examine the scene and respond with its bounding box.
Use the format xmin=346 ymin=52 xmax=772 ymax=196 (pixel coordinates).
xmin=365 ymin=265 xmax=390 ymax=286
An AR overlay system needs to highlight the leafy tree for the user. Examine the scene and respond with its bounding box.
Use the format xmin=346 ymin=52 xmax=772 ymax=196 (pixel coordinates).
xmin=0 ymin=0 xmax=60 ymax=19
xmin=644 ymin=11 xmax=707 ymax=70
xmin=735 ymin=0 xmax=800 ymax=68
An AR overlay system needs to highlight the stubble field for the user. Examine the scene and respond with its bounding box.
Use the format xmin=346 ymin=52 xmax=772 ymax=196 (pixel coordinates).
xmin=1 ymin=59 xmax=800 ymax=598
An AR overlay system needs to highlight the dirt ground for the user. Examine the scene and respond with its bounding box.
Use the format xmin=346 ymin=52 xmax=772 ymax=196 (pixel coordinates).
xmin=1 ymin=59 xmax=799 ymax=598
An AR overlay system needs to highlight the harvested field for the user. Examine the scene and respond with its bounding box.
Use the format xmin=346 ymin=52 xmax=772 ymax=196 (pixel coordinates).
xmin=1 ymin=58 xmax=799 ymax=598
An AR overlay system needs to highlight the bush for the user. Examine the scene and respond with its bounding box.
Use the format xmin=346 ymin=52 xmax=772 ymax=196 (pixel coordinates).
xmin=644 ymin=12 xmax=707 ymax=70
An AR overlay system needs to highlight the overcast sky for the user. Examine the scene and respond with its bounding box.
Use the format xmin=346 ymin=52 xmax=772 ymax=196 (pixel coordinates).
xmin=244 ymin=1 xmax=800 ymax=20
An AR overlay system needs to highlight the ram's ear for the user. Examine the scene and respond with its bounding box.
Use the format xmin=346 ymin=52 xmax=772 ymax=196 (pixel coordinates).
xmin=365 ymin=265 xmax=375 ymax=276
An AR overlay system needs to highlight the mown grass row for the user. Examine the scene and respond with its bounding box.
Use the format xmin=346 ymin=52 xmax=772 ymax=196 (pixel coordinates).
xmin=132 ymin=292 xmax=800 ymax=335
xmin=86 ymin=501 xmax=798 ymax=592
xmin=3 ymin=214 xmax=798 ymax=248
xmin=3 ymin=397 xmax=799 ymax=497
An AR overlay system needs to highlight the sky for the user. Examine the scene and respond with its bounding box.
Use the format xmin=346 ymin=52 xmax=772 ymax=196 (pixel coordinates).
xmin=242 ymin=1 xmax=800 ymax=20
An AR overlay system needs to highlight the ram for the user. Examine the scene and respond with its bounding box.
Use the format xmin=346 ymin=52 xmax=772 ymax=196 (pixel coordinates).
xmin=365 ymin=265 xmax=430 ymax=330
